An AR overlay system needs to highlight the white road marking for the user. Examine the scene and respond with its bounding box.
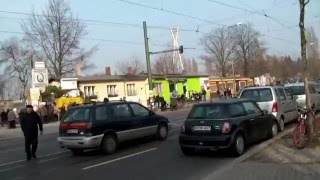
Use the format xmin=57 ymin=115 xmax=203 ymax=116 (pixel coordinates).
xmin=0 ymin=150 xmax=69 ymax=167
xmin=0 ymin=165 xmax=24 ymax=173
xmin=82 ymin=148 xmax=157 ymax=170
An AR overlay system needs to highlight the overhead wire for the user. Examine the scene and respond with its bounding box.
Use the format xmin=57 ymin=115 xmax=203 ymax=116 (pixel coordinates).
xmin=0 ymin=30 xmax=168 ymax=47
xmin=206 ymin=0 xmax=294 ymax=28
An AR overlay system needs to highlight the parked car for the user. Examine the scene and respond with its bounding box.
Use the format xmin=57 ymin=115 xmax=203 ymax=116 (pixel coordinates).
xmin=238 ymin=86 xmax=298 ymax=132
xmin=179 ymin=99 xmax=278 ymax=156
xmin=284 ymin=82 xmax=320 ymax=109
xmin=57 ymin=101 xmax=169 ymax=155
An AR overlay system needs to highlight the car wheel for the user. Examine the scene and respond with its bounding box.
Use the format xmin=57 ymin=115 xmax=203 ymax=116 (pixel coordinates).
xmin=232 ymin=134 xmax=245 ymax=156
xmin=180 ymin=146 xmax=195 ymax=156
xmin=70 ymin=148 xmax=83 ymax=155
xmin=101 ymin=135 xmax=118 ymax=154
xmin=269 ymin=120 xmax=278 ymax=138
xmin=157 ymin=123 xmax=168 ymax=141
xmin=279 ymin=117 xmax=285 ymax=132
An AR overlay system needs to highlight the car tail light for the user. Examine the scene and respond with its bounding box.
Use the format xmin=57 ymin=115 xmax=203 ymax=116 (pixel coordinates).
xmin=180 ymin=124 xmax=185 ymax=133
xmin=222 ymin=122 xmax=231 ymax=134
xmin=272 ymin=102 xmax=278 ymax=112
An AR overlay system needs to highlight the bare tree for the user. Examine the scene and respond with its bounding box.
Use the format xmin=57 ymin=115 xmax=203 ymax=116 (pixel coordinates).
xmin=116 ymin=57 xmax=145 ymax=75
xmin=299 ymin=0 xmax=314 ymax=138
xmin=152 ymin=53 xmax=179 ymax=74
xmin=230 ymin=23 xmax=263 ymax=77
xmin=0 ymin=77 xmax=6 ymax=100
xmin=183 ymin=58 xmax=198 ymax=74
xmin=21 ymin=0 xmax=96 ymax=78
xmin=0 ymin=38 xmax=33 ymax=100
xmin=201 ymin=26 xmax=235 ymax=77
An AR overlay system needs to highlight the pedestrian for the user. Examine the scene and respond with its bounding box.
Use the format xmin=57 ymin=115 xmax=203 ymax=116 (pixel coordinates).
xmin=1 ymin=108 xmax=7 ymax=127
xmin=20 ymin=105 xmax=43 ymax=161
xmin=201 ymin=88 xmax=207 ymax=101
xmin=217 ymin=89 xmax=221 ymax=99
xmin=7 ymin=108 xmax=16 ymax=129
xmin=39 ymin=105 xmax=47 ymax=124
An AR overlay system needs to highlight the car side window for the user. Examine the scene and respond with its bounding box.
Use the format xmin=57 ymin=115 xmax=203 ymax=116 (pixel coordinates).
xmin=242 ymin=102 xmax=261 ymax=115
xmin=112 ymin=104 xmax=132 ymax=118
xmin=95 ymin=106 xmax=108 ymax=121
xmin=228 ymin=103 xmax=246 ymax=118
xmin=130 ymin=103 xmax=150 ymax=117
xmin=277 ymin=88 xmax=286 ymax=101
xmin=284 ymin=88 xmax=293 ymax=100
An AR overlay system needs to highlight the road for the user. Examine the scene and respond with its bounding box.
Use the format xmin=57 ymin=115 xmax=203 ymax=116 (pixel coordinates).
xmin=0 ymin=109 xmax=235 ymax=180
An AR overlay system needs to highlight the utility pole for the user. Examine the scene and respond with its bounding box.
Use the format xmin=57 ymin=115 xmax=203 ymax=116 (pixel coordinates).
xmin=299 ymin=0 xmax=314 ymax=137
xmin=143 ymin=21 xmax=153 ymax=108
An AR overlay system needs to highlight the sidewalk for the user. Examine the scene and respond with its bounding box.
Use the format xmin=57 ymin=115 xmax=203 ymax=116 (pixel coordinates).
xmin=205 ymin=126 xmax=320 ymax=180
xmin=0 ymin=121 xmax=60 ymax=141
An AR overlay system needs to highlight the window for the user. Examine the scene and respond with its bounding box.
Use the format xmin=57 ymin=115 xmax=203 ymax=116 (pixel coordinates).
xmin=284 ymin=88 xmax=293 ymax=100
xmin=112 ymin=104 xmax=131 ymax=118
xmin=95 ymin=106 xmax=108 ymax=121
xmin=240 ymin=88 xmax=273 ymax=102
xmin=107 ymin=85 xmax=118 ymax=97
xmin=130 ymin=103 xmax=150 ymax=117
xmin=155 ymin=83 xmax=163 ymax=94
xmin=242 ymin=102 xmax=261 ymax=115
xmin=63 ymin=108 xmax=90 ymax=122
xmin=127 ymin=84 xmax=137 ymax=96
xmin=84 ymin=86 xmax=95 ymax=97
xmin=188 ymin=104 xmax=228 ymax=120
xmin=277 ymin=88 xmax=286 ymax=101
xmin=228 ymin=103 xmax=247 ymax=117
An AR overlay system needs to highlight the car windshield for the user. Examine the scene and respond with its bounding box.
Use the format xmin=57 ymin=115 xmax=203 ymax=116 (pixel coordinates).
xmin=62 ymin=108 xmax=90 ymax=122
xmin=240 ymin=88 xmax=273 ymax=102
xmin=188 ymin=104 xmax=228 ymax=119
xmin=286 ymin=86 xmax=305 ymax=95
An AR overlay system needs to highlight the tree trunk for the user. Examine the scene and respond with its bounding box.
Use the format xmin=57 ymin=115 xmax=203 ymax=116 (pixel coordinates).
xmin=299 ymin=0 xmax=314 ymax=137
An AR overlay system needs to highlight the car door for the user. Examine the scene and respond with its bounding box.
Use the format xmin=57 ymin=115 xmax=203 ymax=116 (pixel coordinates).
xmin=110 ymin=103 xmax=140 ymax=142
xmin=284 ymin=88 xmax=298 ymax=121
xmin=129 ymin=103 xmax=157 ymax=137
xmin=275 ymin=88 xmax=287 ymax=120
xmin=242 ymin=101 xmax=269 ymax=141
xmin=228 ymin=103 xmax=257 ymax=143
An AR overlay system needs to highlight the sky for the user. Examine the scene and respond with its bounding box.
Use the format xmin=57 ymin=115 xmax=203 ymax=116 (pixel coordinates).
xmin=0 ymin=0 xmax=319 ymax=74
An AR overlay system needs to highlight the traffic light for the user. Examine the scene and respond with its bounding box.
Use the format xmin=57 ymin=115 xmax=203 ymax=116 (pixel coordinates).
xmin=179 ymin=45 xmax=183 ymax=54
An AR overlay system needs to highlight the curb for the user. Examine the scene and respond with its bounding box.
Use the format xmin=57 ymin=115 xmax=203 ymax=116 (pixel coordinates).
xmin=201 ymin=125 xmax=295 ymax=180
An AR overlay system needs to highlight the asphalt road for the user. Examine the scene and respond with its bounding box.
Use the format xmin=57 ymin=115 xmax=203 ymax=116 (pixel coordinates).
xmin=0 ymin=109 xmax=235 ymax=180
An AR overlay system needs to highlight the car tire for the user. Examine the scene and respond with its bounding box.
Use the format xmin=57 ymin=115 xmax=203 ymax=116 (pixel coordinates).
xmin=232 ymin=134 xmax=245 ymax=157
xmin=268 ymin=120 xmax=278 ymax=138
xmin=180 ymin=146 xmax=195 ymax=156
xmin=101 ymin=134 xmax=118 ymax=154
xmin=157 ymin=123 xmax=168 ymax=141
xmin=70 ymin=148 xmax=83 ymax=155
xmin=279 ymin=117 xmax=285 ymax=132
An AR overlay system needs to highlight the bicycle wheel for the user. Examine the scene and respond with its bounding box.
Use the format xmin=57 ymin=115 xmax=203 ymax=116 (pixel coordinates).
xmin=293 ymin=123 xmax=309 ymax=149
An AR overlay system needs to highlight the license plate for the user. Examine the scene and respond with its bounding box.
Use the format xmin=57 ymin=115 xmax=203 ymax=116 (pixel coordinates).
xmin=193 ymin=126 xmax=211 ymax=131
xmin=67 ymin=129 xmax=79 ymax=133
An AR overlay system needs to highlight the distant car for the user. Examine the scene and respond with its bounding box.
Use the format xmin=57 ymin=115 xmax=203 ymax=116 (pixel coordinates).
xmin=57 ymin=101 xmax=169 ymax=155
xmin=238 ymin=86 xmax=298 ymax=132
xmin=179 ymin=99 xmax=278 ymax=156
xmin=284 ymin=82 xmax=320 ymax=109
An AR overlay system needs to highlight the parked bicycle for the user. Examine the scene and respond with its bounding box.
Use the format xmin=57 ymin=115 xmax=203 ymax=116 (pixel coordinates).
xmin=293 ymin=107 xmax=320 ymax=149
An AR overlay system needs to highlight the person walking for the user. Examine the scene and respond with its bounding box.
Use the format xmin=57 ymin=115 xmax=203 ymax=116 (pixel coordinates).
xmin=201 ymin=88 xmax=207 ymax=102
xmin=20 ymin=105 xmax=43 ymax=161
xmin=7 ymin=108 xmax=16 ymax=129
xmin=1 ymin=109 xmax=7 ymax=127
xmin=39 ymin=105 xmax=47 ymax=124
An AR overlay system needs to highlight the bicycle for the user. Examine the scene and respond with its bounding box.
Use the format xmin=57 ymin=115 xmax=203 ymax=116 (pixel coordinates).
xmin=293 ymin=107 xmax=320 ymax=149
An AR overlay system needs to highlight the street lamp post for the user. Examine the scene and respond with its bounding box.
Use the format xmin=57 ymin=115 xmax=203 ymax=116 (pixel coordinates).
xmin=232 ymin=58 xmax=236 ymax=96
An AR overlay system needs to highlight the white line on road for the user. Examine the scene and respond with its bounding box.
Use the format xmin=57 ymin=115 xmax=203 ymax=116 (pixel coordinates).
xmin=82 ymin=148 xmax=157 ymax=170
xmin=0 ymin=150 xmax=69 ymax=167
